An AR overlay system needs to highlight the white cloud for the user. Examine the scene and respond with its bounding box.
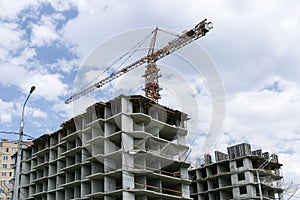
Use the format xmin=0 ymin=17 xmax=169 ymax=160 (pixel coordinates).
xmin=11 ymin=48 xmax=37 ymax=65
xmin=0 ymin=99 xmax=14 ymax=124
xmin=0 ymin=0 xmax=38 ymax=19
xmin=48 ymin=58 xmax=79 ymax=74
xmin=51 ymin=100 xmax=73 ymax=118
xmin=0 ymin=98 xmax=46 ymax=126
xmin=62 ymin=0 xmax=154 ymax=57
xmin=0 ymin=2 xmax=78 ymax=102
xmin=26 ymin=71 xmax=69 ymax=101
xmin=46 ymin=0 xmax=76 ymax=12
xmin=0 ymin=22 xmax=26 ymax=62
xmin=271 ymin=8 xmax=300 ymax=57
xmin=30 ymin=20 xmax=59 ymax=47
xmin=0 ymin=48 xmax=9 ymax=60
xmin=1 ymin=114 xmax=12 ymax=123
xmin=0 ymin=64 xmax=28 ymax=87
xmin=31 ymin=108 xmax=47 ymax=118
xmin=0 ymin=63 xmax=69 ymax=102
xmin=224 ymin=76 xmax=300 ymax=141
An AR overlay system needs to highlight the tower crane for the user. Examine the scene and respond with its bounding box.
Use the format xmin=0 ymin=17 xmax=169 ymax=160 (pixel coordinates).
xmin=65 ymin=19 xmax=213 ymax=104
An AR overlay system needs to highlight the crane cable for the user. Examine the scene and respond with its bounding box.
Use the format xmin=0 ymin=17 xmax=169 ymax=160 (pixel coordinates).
xmin=74 ymin=29 xmax=156 ymax=93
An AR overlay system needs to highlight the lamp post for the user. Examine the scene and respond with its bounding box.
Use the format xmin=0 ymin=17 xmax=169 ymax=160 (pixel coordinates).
xmin=257 ymin=154 xmax=274 ymax=200
xmin=13 ymin=86 xmax=35 ymax=200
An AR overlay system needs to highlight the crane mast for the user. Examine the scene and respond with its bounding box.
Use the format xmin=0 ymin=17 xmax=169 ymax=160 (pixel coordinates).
xmin=142 ymin=27 xmax=161 ymax=103
xmin=65 ymin=19 xmax=213 ymax=104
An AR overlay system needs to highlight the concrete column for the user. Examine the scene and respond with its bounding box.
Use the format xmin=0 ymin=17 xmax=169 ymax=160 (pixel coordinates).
xmin=229 ymin=160 xmax=236 ymax=171
xmin=56 ymin=191 xmax=64 ymax=199
xmin=232 ymin=187 xmax=239 ymax=199
xmin=123 ymin=171 xmax=134 ymax=189
xmin=207 ymin=179 xmax=213 ymax=190
xmin=122 ymin=152 xmax=134 ymax=171
xmin=245 ymin=171 xmax=254 ymax=182
xmin=247 ymin=185 xmax=256 ymax=197
xmin=231 ymin=173 xmax=238 ymax=185
xmin=104 ymin=122 xmax=117 ymax=137
xmin=47 ymin=193 xmax=55 ymax=200
xmin=177 ymin=134 xmax=186 ymax=145
xmin=121 ymin=97 xmax=133 ymax=113
xmin=122 ymin=132 xmax=134 ymax=170
xmin=206 ymin=167 xmax=212 ymax=176
xmin=180 ymin=167 xmax=188 ymax=179
xmin=74 ymin=186 xmax=80 ymax=198
xmin=243 ymin=158 xmax=253 ymax=170
xmin=123 ymin=191 xmax=135 ymax=200
xmin=105 ymin=106 xmax=112 ymax=119
xmin=121 ymin=115 xmax=133 ymax=132
xmin=182 ymin=184 xmax=190 ymax=198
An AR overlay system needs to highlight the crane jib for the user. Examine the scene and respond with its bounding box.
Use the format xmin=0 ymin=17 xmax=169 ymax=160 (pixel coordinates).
xmin=65 ymin=19 xmax=213 ymax=104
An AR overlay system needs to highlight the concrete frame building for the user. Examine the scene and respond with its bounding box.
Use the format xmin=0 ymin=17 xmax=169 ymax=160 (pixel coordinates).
xmin=14 ymin=95 xmax=192 ymax=200
xmin=189 ymin=143 xmax=284 ymax=200
xmin=0 ymin=139 xmax=18 ymax=200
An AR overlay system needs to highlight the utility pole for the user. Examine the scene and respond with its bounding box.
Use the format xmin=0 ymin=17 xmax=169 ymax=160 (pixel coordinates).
xmin=13 ymin=86 xmax=35 ymax=200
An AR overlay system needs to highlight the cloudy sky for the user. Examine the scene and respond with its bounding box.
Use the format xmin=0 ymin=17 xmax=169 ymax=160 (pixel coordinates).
xmin=0 ymin=0 xmax=300 ymax=197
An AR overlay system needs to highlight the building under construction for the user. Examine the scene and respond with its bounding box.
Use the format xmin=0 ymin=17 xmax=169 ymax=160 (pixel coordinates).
xmin=189 ymin=143 xmax=284 ymax=200
xmin=14 ymin=95 xmax=192 ymax=200
xmin=13 ymin=95 xmax=285 ymax=200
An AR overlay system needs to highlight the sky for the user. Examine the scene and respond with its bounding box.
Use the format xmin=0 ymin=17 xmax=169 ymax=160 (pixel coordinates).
xmin=0 ymin=0 xmax=300 ymax=197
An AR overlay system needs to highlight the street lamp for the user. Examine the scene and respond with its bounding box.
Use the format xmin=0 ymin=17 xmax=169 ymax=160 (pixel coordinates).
xmin=257 ymin=154 xmax=275 ymax=200
xmin=13 ymin=86 xmax=35 ymax=200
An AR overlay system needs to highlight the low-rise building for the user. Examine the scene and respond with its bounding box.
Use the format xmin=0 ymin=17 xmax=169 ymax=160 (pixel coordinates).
xmin=189 ymin=143 xmax=284 ymax=200
xmin=0 ymin=139 xmax=18 ymax=200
